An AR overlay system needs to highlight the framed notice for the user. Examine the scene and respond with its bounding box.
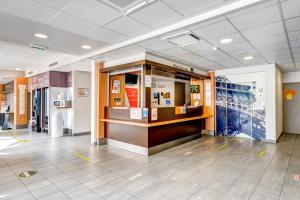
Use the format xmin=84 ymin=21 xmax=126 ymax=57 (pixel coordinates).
xmin=112 ymin=80 xmax=121 ymax=94
xmin=77 ymin=88 xmax=89 ymax=97
xmin=130 ymin=108 xmax=142 ymax=120
xmin=151 ymin=108 xmax=158 ymax=121
xmin=145 ymin=75 xmax=152 ymax=88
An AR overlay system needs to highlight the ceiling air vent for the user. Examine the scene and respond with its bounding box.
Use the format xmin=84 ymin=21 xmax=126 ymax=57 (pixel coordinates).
xmin=161 ymin=31 xmax=200 ymax=47
xmin=27 ymin=71 xmax=34 ymax=75
xmin=49 ymin=62 xmax=58 ymax=68
xmin=30 ymin=43 xmax=47 ymax=51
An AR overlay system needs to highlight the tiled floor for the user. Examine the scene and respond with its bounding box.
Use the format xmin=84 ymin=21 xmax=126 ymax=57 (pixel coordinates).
xmin=0 ymin=130 xmax=300 ymax=200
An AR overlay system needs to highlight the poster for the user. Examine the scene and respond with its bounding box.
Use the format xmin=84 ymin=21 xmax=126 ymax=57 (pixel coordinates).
xmin=205 ymin=82 xmax=211 ymax=106
xmin=18 ymin=84 xmax=26 ymax=115
xmin=151 ymin=108 xmax=158 ymax=121
xmin=130 ymin=108 xmax=142 ymax=120
xmin=77 ymin=88 xmax=89 ymax=97
xmin=125 ymin=87 xmax=138 ymax=107
xmin=112 ymin=80 xmax=120 ymax=94
xmin=145 ymin=75 xmax=152 ymax=88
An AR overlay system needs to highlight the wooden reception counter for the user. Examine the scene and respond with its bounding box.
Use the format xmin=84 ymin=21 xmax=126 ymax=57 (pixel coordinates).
xmin=95 ymin=59 xmax=215 ymax=156
xmin=101 ymin=106 xmax=211 ymax=155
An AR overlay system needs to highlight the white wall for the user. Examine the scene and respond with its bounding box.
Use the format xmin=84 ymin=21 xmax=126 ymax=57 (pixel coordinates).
xmin=282 ymin=72 xmax=300 ymax=83
xmin=276 ymin=67 xmax=283 ymax=139
xmin=215 ymin=64 xmax=282 ymax=142
xmin=72 ymin=71 xmax=91 ymax=135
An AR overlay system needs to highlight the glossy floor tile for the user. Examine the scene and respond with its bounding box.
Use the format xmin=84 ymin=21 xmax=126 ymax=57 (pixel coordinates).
xmin=0 ymin=129 xmax=300 ymax=200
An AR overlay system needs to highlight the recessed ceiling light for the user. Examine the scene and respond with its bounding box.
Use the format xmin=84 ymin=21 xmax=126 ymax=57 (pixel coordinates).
xmin=34 ymin=33 xmax=48 ymax=39
xmin=81 ymin=45 xmax=92 ymax=50
xmin=124 ymin=0 xmax=147 ymax=15
xmin=220 ymin=38 xmax=232 ymax=44
xmin=212 ymin=46 xmax=218 ymax=51
xmin=15 ymin=68 xmax=21 ymax=71
xmin=244 ymin=55 xmax=254 ymax=60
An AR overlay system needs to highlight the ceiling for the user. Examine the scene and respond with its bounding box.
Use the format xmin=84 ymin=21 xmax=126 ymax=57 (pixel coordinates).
xmin=0 ymin=0 xmax=299 ymax=73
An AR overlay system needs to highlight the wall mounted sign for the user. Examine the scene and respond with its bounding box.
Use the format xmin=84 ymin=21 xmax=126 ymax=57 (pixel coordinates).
xmin=125 ymin=87 xmax=138 ymax=107
xmin=145 ymin=75 xmax=152 ymax=88
xmin=151 ymin=108 xmax=158 ymax=121
xmin=18 ymin=84 xmax=26 ymax=115
xmin=112 ymin=80 xmax=121 ymax=94
xmin=205 ymin=82 xmax=211 ymax=106
xmin=130 ymin=108 xmax=142 ymax=120
xmin=77 ymin=88 xmax=89 ymax=97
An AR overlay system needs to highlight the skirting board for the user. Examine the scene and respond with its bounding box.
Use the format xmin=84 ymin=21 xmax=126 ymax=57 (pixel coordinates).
xmin=105 ymin=133 xmax=201 ymax=156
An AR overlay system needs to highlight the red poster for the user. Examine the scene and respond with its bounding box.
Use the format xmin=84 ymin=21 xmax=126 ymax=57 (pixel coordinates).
xmin=125 ymin=87 xmax=138 ymax=107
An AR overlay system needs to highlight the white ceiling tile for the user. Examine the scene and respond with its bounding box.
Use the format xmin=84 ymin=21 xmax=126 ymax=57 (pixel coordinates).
xmin=289 ymin=30 xmax=300 ymax=41
xmin=162 ymin=0 xmax=224 ymax=16
xmin=99 ymin=45 xmax=144 ymax=61
xmin=249 ymin=34 xmax=287 ymax=47
xmin=291 ymin=40 xmax=300 ymax=48
xmin=0 ymin=0 xmax=59 ymax=24
xmin=196 ymin=50 xmax=233 ymax=62
xmin=188 ymin=17 xmax=225 ymax=31
xmin=228 ymin=5 xmax=281 ymax=31
xmin=293 ymin=53 xmax=300 ymax=61
xmin=242 ymin=22 xmax=284 ymax=40
xmin=265 ymin=53 xmax=292 ymax=63
xmin=33 ymin=0 xmax=73 ymax=10
xmin=228 ymin=0 xmax=276 ymax=18
xmin=137 ymin=38 xmax=176 ymax=51
xmin=87 ymin=27 xmax=126 ymax=44
xmin=209 ymin=33 xmax=245 ymax=47
xmin=286 ymin=16 xmax=300 ymax=32
xmin=104 ymin=16 xmax=150 ymax=37
xmin=293 ymin=48 xmax=300 ymax=54
xmin=281 ymin=0 xmax=300 ymax=19
xmin=214 ymin=58 xmax=242 ymax=68
xmin=219 ymin=42 xmax=253 ymax=53
xmin=104 ymin=0 xmax=138 ymax=8
xmin=130 ymin=1 xmax=182 ymax=28
xmin=182 ymin=40 xmax=213 ymax=53
xmin=192 ymin=20 xmax=236 ymax=39
xmin=63 ymin=0 xmax=121 ymax=26
xmin=48 ymin=12 xmax=97 ymax=36
xmin=160 ymin=47 xmax=189 ymax=57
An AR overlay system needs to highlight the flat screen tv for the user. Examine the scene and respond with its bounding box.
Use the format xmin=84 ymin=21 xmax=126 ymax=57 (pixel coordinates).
xmin=125 ymin=74 xmax=138 ymax=85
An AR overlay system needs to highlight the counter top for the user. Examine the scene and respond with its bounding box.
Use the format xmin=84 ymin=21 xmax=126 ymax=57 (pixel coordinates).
xmin=101 ymin=114 xmax=213 ymax=127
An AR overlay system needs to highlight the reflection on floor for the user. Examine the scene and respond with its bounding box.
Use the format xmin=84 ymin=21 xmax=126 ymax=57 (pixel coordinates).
xmin=0 ymin=130 xmax=300 ymax=200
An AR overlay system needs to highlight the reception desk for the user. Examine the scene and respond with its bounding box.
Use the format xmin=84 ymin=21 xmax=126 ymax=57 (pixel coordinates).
xmin=101 ymin=106 xmax=212 ymax=155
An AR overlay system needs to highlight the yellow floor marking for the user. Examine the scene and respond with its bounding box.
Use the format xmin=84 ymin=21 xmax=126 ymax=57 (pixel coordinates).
xmin=218 ymin=144 xmax=228 ymax=150
xmin=257 ymin=148 xmax=265 ymax=158
xmin=9 ymin=133 xmax=31 ymax=143
xmin=185 ymin=151 xmax=193 ymax=156
xmin=73 ymin=152 xmax=91 ymax=161
xmin=128 ymin=173 xmax=143 ymax=181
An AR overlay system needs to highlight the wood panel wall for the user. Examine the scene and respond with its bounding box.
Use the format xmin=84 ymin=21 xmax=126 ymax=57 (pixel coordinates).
xmin=97 ymin=62 xmax=108 ymax=141
xmin=204 ymin=72 xmax=215 ymax=131
xmin=14 ymin=78 xmax=28 ymax=127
